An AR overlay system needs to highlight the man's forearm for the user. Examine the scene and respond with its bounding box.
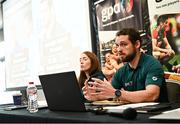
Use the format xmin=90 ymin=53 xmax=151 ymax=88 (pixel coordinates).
xmin=119 ymin=88 xmax=159 ymax=103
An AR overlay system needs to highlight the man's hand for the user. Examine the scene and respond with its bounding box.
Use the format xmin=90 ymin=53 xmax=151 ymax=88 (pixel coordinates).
xmin=82 ymin=79 xmax=99 ymax=101
xmin=88 ymin=78 xmax=116 ymax=100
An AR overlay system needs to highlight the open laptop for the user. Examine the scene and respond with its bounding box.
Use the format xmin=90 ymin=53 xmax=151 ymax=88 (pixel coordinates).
xmin=39 ymin=71 xmax=87 ymax=112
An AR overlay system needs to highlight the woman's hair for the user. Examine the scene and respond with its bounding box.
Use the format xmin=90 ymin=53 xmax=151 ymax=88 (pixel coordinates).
xmin=78 ymin=51 xmax=101 ymax=88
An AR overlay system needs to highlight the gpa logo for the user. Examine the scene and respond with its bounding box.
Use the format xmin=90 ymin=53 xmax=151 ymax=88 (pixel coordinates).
xmin=101 ymin=0 xmax=134 ymax=22
xmin=155 ymin=0 xmax=163 ymax=2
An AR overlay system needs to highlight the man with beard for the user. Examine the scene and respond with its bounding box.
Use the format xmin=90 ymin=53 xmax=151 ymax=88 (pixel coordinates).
xmin=82 ymin=28 xmax=168 ymax=103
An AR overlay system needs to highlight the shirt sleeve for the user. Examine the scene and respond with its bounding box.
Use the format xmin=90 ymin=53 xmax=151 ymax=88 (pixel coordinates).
xmin=145 ymin=61 xmax=164 ymax=87
xmin=152 ymin=29 xmax=158 ymax=39
xmin=112 ymin=69 xmax=123 ymax=89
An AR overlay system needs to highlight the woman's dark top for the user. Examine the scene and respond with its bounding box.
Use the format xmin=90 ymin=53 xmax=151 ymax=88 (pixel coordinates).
xmin=88 ymin=70 xmax=107 ymax=82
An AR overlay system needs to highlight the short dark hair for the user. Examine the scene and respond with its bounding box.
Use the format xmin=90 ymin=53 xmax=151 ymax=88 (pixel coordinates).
xmin=157 ymin=15 xmax=168 ymax=26
xmin=116 ymin=28 xmax=142 ymax=46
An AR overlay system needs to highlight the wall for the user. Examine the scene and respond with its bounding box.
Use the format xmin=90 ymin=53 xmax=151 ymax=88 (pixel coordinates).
xmin=0 ymin=0 xmax=92 ymax=104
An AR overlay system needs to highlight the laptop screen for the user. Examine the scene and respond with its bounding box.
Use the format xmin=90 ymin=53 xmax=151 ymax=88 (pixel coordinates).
xmin=39 ymin=71 xmax=86 ymax=111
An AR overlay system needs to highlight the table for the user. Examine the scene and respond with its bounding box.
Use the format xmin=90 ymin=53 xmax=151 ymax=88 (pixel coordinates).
xmin=0 ymin=103 xmax=179 ymax=123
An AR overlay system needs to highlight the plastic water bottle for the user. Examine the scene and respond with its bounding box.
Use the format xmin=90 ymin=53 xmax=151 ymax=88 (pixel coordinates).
xmin=26 ymin=82 xmax=38 ymax=113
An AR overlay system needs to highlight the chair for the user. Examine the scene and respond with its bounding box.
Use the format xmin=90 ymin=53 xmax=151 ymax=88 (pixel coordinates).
xmin=166 ymin=80 xmax=180 ymax=103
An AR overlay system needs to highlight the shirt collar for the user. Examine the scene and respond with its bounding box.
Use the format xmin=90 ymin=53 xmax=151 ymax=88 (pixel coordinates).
xmin=136 ymin=53 xmax=144 ymax=68
xmin=127 ymin=53 xmax=144 ymax=70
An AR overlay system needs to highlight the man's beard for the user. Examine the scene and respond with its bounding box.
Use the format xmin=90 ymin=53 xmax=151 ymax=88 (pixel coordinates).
xmin=121 ymin=49 xmax=136 ymax=62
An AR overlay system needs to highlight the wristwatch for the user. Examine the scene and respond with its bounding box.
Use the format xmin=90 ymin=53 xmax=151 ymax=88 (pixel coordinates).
xmin=115 ymin=89 xmax=121 ymax=98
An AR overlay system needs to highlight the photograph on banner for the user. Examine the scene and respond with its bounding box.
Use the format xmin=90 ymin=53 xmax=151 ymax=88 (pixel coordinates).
xmin=95 ymin=0 xmax=144 ymax=66
xmin=147 ymin=0 xmax=180 ymax=73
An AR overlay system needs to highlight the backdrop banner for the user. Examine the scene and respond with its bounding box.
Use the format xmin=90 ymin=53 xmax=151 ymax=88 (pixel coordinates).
xmin=147 ymin=0 xmax=180 ymax=72
xmin=95 ymin=0 xmax=143 ymax=66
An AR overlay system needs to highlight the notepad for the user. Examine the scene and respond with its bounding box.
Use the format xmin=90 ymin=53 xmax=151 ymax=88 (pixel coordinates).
xmin=4 ymin=105 xmax=27 ymax=111
xmin=3 ymin=101 xmax=48 ymax=111
xmin=92 ymin=100 xmax=128 ymax=106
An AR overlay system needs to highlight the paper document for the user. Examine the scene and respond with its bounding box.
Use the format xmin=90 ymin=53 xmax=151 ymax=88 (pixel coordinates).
xmin=163 ymin=108 xmax=180 ymax=113
xmin=149 ymin=108 xmax=180 ymax=120
xmin=92 ymin=100 xmax=128 ymax=106
xmin=103 ymin=102 xmax=159 ymax=110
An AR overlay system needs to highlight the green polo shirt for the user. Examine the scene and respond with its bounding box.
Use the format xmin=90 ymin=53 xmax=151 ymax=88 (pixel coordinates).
xmin=112 ymin=53 xmax=168 ymax=102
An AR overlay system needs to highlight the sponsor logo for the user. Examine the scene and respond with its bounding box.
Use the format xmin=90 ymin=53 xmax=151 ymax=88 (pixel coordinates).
xmin=125 ymin=81 xmax=133 ymax=87
xmin=152 ymin=76 xmax=158 ymax=81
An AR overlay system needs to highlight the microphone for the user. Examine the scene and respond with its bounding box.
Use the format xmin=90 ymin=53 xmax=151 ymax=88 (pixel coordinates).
xmin=106 ymin=107 xmax=137 ymax=120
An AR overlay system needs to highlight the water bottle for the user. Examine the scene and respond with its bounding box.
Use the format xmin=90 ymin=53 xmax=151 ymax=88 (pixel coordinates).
xmin=26 ymin=82 xmax=38 ymax=113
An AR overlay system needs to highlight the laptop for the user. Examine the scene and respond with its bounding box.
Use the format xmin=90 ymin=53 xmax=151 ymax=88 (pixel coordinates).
xmin=39 ymin=71 xmax=87 ymax=112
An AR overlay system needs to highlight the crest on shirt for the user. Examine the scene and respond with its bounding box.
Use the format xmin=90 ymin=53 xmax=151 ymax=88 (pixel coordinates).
xmin=152 ymin=76 xmax=158 ymax=81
